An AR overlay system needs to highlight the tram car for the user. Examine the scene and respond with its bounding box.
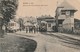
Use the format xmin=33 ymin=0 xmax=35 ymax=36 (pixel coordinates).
xmin=39 ymin=22 xmax=47 ymax=32
xmin=7 ymin=20 xmax=20 ymax=32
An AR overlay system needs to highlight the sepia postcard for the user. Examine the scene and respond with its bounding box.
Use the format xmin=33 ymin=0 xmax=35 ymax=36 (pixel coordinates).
xmin=0 ymin=0 xmax=80 ymax=52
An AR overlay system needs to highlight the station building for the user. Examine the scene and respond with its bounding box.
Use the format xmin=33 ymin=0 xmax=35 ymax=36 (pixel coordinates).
xmin=55 ymin=0 xmax=77 ymax=32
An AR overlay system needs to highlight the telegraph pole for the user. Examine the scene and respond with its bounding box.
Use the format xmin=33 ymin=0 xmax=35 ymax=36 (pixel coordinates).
xmin=55 ymin=1 xmax=59 ymax=32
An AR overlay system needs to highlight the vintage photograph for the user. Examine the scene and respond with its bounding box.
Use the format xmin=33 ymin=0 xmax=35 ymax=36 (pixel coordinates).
xmin=0 ymin=0 xmax=80 ymax=52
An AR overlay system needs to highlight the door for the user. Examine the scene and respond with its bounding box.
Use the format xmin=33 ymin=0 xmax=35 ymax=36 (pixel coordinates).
xmin=47 ymin=23 xmax=52 ymax=31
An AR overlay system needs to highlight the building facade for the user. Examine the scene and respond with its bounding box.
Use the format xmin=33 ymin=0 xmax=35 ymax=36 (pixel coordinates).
xmin=55 ymin=0 xmax=77 ymax=32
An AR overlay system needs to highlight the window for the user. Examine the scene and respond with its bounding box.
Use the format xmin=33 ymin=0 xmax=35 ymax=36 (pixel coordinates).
xmin=9 ymin=23 xmax=15 ymax=26
xmin=11 ymin=23 xmax=14 ymax=26
xmin=48 ymin=23 xmax=51 ymax=27
xmin=61 ymin=10 xmax=66 ymax=15
xmin=70 ymin=12 xmax=74 ymax=17
xmin=66 ymin=11 xmax=70 ymax=16
xmin=41 ymin=23 xmax=46 ymax=26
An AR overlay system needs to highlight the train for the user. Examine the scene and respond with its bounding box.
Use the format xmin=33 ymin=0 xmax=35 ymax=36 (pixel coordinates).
xmin=7 ymin=20 xmax=20 ymax=32
xmin=39 ymin=22 xmax=47 ymax=32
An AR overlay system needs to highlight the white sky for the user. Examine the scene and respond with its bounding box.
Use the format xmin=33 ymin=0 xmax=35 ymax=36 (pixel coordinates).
xmin=16 ymin=0 xmax=80 ymax=19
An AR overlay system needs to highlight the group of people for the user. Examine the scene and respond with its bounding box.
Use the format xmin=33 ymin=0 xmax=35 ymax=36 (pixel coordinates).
xmin=25 ymin=26 xmax=39 ymax=33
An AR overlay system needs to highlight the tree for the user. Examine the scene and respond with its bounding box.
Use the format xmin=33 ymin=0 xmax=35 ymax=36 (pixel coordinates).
xmin=27 ymin=16 xmax=37 ymax=25
xmin=18 ymin=18 xmax=24 ymax=31
xmin=0 ymin=0 xmax=18 ymax=37
xmin=1 ymin=0 xmax=18 ymax=22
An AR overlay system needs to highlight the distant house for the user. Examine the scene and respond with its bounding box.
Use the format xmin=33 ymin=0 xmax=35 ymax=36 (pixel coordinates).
xmin=37 ymin=15 xmax=56 ymax=32
xmin=55 ymin=0 xmax=77 ymax=31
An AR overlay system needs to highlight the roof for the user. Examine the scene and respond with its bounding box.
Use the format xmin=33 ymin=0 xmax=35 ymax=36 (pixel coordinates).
xmin=58 ymin=0 xmax=77 ymax=11
xmin=37 ymin=16 xmax=54 ymax=20
xmin=74 ymin=18 xmax=80 ymax=22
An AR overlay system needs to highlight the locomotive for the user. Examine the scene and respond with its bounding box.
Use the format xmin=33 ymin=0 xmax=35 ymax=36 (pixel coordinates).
xmin=39 ymin=22 xmax=47 ymax=32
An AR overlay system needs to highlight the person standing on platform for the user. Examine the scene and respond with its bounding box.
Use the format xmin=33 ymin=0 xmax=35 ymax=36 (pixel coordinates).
xmin=2 ymin=25 xmax=6 ymax=35
xmin=26 ymin=27 xmax=28 ymax=33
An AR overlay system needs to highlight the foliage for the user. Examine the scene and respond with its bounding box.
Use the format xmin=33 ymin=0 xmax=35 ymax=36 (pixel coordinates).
xmin=23 ymin=16 xmax=37 ymax=24
xmin=1 ymin=0 xmax=18 ymax=22
xmin=18 ymin=18 xmax=24 ymax=27
xmin=18 ymin=18 xmax=24 ymax=30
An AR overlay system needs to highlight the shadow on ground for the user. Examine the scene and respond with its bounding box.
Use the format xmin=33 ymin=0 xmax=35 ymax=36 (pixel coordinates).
xmin=0 ymin=34 xmax=37 ymax=52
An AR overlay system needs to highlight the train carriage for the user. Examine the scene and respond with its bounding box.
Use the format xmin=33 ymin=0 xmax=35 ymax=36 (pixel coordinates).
xmin=7 ymin=20 xmax=19 ymax=32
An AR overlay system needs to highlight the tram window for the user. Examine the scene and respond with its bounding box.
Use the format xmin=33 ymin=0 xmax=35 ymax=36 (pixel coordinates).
xmin=41 ymin=23 xmax=45 ymax=26
xmin=61 ymin=10 xmax=66 ymax=15
xmin=48 ymin=24 xmax=51 ymax=27
xmin=10 ymin=23 xmax=14 ymax=26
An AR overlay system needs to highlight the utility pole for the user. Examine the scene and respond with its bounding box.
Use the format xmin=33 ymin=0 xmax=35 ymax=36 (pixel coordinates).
xmin=55 ymin=1 xmax=59 ymax=32
xmin=55 ymin=8 xmax=59 ymax=32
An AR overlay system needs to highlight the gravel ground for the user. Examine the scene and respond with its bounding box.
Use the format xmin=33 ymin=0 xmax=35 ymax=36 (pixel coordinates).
xmin=4 ymin=32 xmax=80 ymax=52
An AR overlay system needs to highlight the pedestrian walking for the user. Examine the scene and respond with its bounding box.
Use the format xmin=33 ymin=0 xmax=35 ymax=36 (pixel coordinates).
xmin=2 ymin=25 xmax=5 ymax=33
